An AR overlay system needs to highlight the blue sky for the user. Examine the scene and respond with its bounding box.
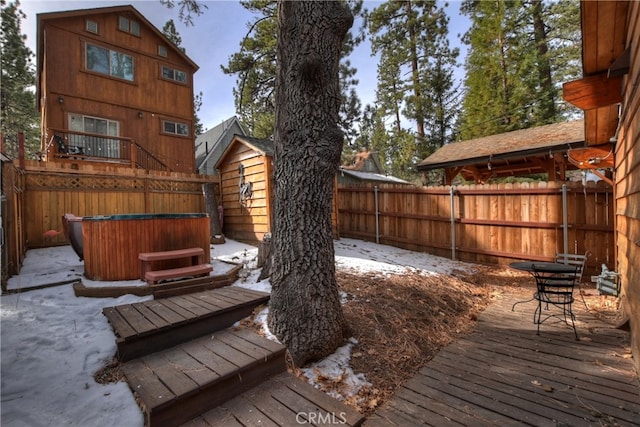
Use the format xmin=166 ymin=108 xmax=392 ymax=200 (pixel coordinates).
xmin=21 ymin=0 xmax=469 ymax=132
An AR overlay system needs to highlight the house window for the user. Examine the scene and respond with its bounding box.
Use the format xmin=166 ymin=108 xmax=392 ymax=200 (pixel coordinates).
xmin=68 ymin=114 xmax=121 ymax=158
xmin=86 ymin=20 xmax=98 ymax=34
xmin=163 ymin=120 xmax=189 ymax=136
xmin=158 ymin=45 xmax=168 ymax=57
xmin=118 ymin=16 xmax=140 ymax=36
xmin=86 ymin=43 xmax=134 ymax=81
xmin=161 ymin=66 xmax=187 ymax=84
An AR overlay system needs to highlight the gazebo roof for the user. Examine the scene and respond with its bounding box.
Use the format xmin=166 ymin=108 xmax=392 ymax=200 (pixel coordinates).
xmin=418 ymin=120 xmax=585 ymax=170
xmin=416 ymin=121 xmax=597 ymax=184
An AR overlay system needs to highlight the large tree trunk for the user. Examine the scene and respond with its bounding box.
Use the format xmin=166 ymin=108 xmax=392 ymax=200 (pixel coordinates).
xmin=268 ymin=1 xmax=353 ymax=366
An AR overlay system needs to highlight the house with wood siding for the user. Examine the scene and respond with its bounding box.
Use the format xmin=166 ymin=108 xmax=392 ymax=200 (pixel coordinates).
xmin=195 ymin=116 xmax=246 ymax=175
xmin=562 ymin=1 xmax=640 ymax=373
xmin=36 ymin=5 xmax=199 ymax=173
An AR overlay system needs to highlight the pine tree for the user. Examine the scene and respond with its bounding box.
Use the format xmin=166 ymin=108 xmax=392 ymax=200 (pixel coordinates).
xmin=269 ymin=0 xmax=353 ymax=366
xmin=222 ymin=0 xmax=364 ymax=141
xmin=220 ymin=0 xmax=278 ymax=138
xmin=458 ymin=0 xmax=581 ymax=140
xmin=162 ymin=19 xmax=183 ymax=48
xmin=1 ymin=0 xmax=39 ymax=159
xmin=368 ymin=0 xmax=458 ymax=182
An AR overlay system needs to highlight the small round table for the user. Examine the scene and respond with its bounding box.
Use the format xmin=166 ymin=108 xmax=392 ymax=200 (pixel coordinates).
xmin=509 ymin=261 xmax=577 ymax=274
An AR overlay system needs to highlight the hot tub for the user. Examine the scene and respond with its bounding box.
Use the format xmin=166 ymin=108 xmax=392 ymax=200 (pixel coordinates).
xmin=82 ymin=213 xmax=210 ymax=281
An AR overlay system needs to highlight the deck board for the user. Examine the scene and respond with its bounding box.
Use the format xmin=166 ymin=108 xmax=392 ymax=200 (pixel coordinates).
xmin=180 ymin=339 xmax=238 ymax=378
xmin=103 ymin=286 xmax=270 ymax=361
xmin=132 ymin=303 xmax=172 ymax=329
xmin=365 ymin=286 xmax=640 ymax=426
xmin=115 ymin=304 xmax=157 ymax=336
xmin=161 ymin=345 xmax=220 ymax=386
xmin=122 ymin=328 xmax=287 ymax=427
xmin=184 ymin=372 xmax=366 ymax=427
xmin=143 ymin=300 xmax=188 ymax=325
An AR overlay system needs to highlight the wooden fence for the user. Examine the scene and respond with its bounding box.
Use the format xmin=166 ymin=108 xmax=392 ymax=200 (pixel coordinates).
xmin=338 ymin=181 xmax=614 ymax=275
xmin=2 ymin=160 xmax=217 ymax=288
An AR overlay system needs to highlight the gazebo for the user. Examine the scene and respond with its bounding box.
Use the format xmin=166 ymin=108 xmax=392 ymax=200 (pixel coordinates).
xmin=417 ymin=120 xmax=615 ymax=185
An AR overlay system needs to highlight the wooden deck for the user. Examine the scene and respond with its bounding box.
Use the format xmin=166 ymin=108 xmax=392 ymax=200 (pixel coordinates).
xmin=182 ymin=371 xmax=366 ymax=427
xmin=74 ymin=263 xmax=241 ymax=299
xmin=103 ymin=286 xmax=269 ymax=361
xmin=106 ymin=285 xmax=365 ymax=427
xmin=366 ymin=287 xmax=640 ymax=426
xmin=122 ymin=327 xmax=288 ymax=426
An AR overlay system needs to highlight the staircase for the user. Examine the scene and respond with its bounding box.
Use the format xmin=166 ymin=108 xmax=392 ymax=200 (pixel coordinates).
xmin=103 ymin=286 xmax=365 ymax=427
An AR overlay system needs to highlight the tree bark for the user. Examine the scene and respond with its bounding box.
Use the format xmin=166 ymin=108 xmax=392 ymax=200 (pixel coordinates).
xmin=268 ymin=1 xmax=353 ymax=366
xmin=531 ymin=0 xmax=555 ymax=121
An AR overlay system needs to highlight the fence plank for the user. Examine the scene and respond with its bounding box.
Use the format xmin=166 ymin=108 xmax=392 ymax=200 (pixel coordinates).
xmin=338 ymin=182 xmax=614 ymax=275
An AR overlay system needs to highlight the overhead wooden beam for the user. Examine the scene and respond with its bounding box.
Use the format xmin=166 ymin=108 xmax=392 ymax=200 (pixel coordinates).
xmin=562 ymin=72 xmax=623 ymax=110
xmin=444 ymin=166 xmax=464 ymax=185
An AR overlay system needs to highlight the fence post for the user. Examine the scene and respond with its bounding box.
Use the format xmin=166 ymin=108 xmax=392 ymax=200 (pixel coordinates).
xmin=450 ymin=185 xmax=456 ymax=260
xmin=374 ymin=186 xmax=379 ymax=244
xmin=18 ymin=132 xmax=25 ymax=169
xmin=562 ymin=184 xmax=568 ymax=255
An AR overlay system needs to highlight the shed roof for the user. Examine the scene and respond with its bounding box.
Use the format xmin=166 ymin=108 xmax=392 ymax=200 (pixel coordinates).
xmin=339 ymin=168 xmax=411 ymax=184
xmin=215 ymin=135 xmax=274 ymax=170
xmin=418 ymin=120 xmax=585 ymax=170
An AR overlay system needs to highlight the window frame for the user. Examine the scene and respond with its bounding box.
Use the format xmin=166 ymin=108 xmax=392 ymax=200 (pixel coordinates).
xmin=160 ymin=65 xmax=188 ymax=85
xmin=85 ymin=42 xmax=135 ymax=82
xmin=162 ymin=120 xmax=190 ymax=137
xmin=118 ymin=16 xmax=140 ymax=37
xmin=158 ymin=45 xmax=168 ymax=58
xmin=68 ymin=113 xmax=121 ymax=158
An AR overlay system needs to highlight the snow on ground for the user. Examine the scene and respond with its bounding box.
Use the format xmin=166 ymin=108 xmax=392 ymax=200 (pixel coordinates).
xmin=0 ymin=238 xmax=471 ymax=427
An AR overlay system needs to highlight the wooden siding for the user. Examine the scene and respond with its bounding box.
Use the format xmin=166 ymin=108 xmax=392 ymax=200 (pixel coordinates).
xmin=83 ymin=215 xmax=210 ymax=281
xmin=219 ymin=142 xmax=272 ymax=243
xmin=219 ymin=139 xmax=339 ymax=244
xmin=21 ymin=160 xmax=216 ymax=249
xmin=39 ymin=8 xmax=196 ymax=173
xmin=616 ymin=0 xmax=640 ymax=372
xmin=1 ymin=160 xmax=27 ymax=289
xmin=338 ymin=181 xmax=614 ymax=275
xmin=581 ymin=1 xmax=630 ymax=145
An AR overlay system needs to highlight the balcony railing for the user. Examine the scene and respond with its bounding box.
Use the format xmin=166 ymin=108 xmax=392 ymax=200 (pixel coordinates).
xmin=46 ymin=128 xmax=169 ymax=172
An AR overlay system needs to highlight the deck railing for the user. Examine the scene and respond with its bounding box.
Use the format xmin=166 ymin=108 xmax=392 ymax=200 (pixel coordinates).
xmin=46 ymin=128 xmax=169 ymax=171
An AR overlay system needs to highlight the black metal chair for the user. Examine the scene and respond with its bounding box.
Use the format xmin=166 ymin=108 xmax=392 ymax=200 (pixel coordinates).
xmin=532 ymin=264 xmax=579 ymax=340
xmin=555 ymin=252 xmax=589 ymax=310
xmin=53 ymin=134 xmax=84 ymax=156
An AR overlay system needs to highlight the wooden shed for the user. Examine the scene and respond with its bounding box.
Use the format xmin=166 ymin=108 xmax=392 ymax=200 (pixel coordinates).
xmin=216 ymin=135 xmax=339 ymax=244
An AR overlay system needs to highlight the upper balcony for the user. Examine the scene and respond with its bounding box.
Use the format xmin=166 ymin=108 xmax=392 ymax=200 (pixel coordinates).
xmin=44 ymin=128 xmax=169 ymax=172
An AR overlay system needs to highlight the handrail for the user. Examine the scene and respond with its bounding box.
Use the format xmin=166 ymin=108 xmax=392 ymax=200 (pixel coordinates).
xmin=46 ymin=128 xmax=169 ymax=171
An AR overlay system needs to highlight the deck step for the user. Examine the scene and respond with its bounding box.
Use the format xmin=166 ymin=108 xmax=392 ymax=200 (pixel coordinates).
xmin=103 ymin=286 xmax=269 ymax=361
xmin=122 ymin=327 xmax=287 ymax=427
xmin=181 ymin=372 xmax=366 ymax=427
xmin=144 ymin=264 xmax=213 ymax=285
